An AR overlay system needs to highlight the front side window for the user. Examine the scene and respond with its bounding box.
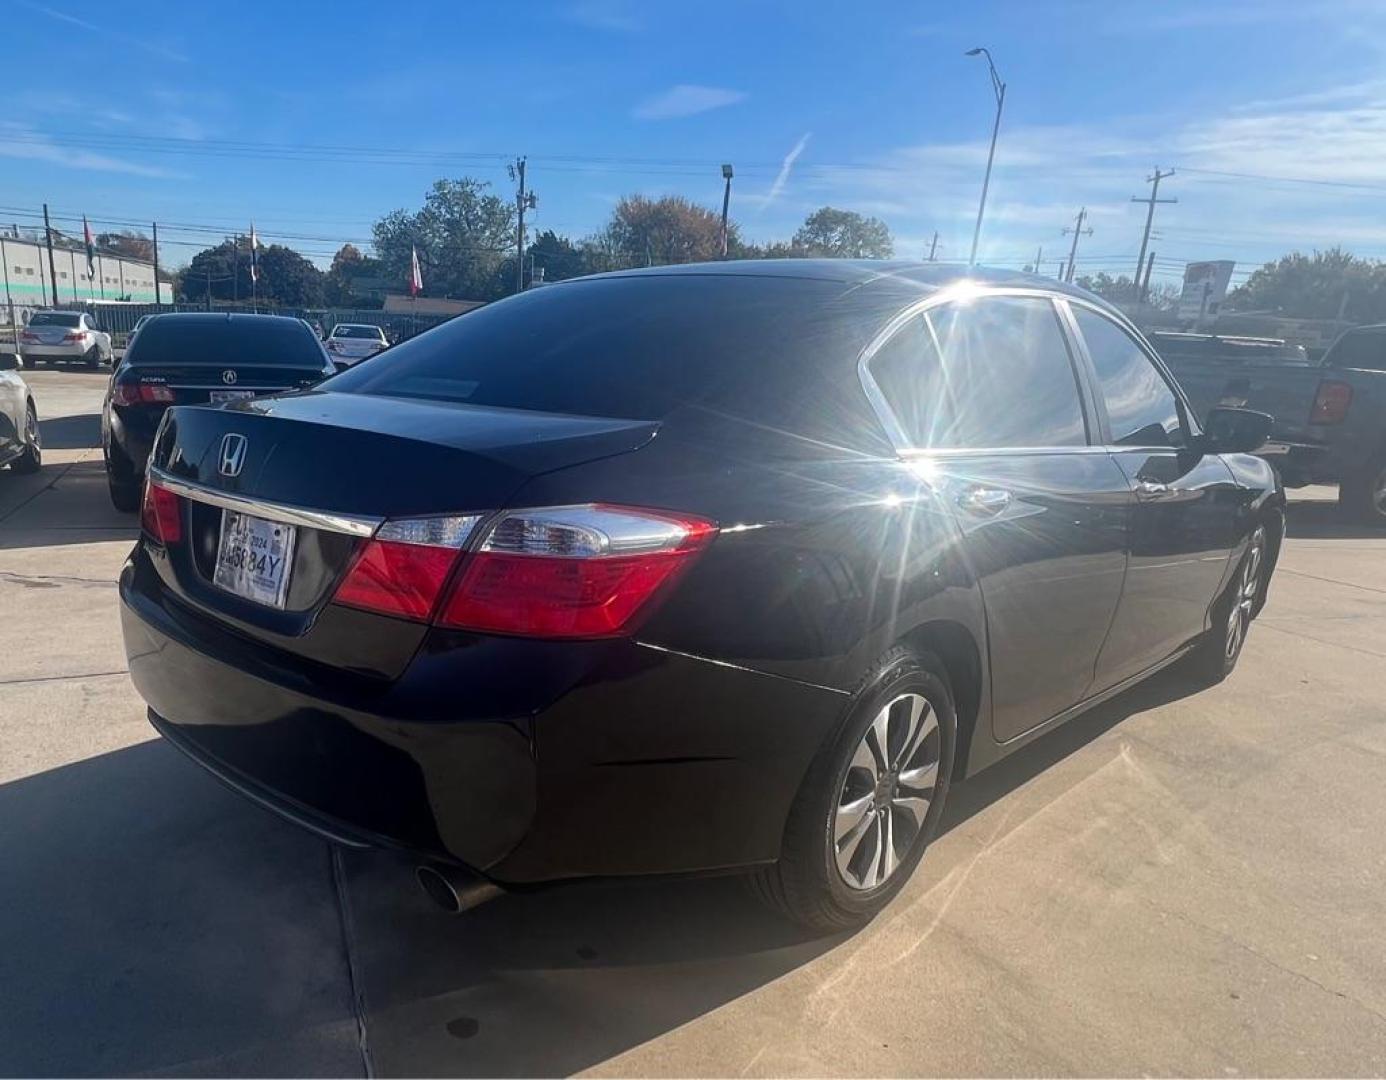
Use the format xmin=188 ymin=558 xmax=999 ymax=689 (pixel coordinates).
xmin=1073 ymin=307 xmax=1185 ymax=447
xmin=867 ymin=295 xmax=1088 ymax=449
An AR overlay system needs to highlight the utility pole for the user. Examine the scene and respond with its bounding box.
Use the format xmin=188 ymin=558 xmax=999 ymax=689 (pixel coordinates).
xmin=1062 ymin=207 xmax=1093 ymax=283
xmin=1131 ymin=167 xmax=1175 ymax=301
xmin=965 ymin=47 xmax=1006 ymax=265
xmin=510 ymin=157 xmax=536 ymax=294
xmin=1033 ymin=245 xmax=1043 ymax=275
xmin=1142 ymin=250 xmax=1156 ymax=300
xmin=928 ymin=231 xmax=939 ymax=261
xmin=152 ymin=222 xmax=161 ymax=308
xmin=42 ymin=204 xmax=60 ymax=307
xmin=205 ymin=264 xmax=212 ymax=312
xmin=231 ymin=236 xmax=238 ymax=304
xmin=719 ymin=164 xmax=734 ymax=258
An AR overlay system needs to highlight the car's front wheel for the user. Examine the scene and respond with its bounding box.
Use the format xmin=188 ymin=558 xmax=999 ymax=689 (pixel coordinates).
xmin=750 ymin=646 xmax=956 ymax=932
xmin=1186 ymin=524 xmax=1267 ymax=684
xmin=12 ymin=403 xmax=41 ymax=474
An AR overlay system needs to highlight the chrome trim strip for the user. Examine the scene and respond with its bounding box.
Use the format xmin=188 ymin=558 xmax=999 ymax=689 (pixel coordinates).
xmin=148 ymin=468 xmax=382 ymax=537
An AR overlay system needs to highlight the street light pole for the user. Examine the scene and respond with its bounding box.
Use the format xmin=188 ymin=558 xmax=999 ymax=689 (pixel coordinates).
xmin=965 ymin=47 xmax=1005 ymax=267
xmin=720 ymin=163 xmax=734 ymax=258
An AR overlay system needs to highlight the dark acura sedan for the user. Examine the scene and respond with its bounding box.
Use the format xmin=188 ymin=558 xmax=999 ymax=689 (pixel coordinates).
xmin=103 ymin=313 xmax=334 ymax=511
xmin=119 ymin=262 xmax=1281 ymax=930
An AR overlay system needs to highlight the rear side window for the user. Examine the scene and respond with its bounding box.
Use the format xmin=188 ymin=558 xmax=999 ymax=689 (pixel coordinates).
xmin=1073 ymin=307 xmax=1186 ymax=447
xmin=125 ymin=318 xmax=326 ymax=368
xmin=867 ymin=296 xmax=1088 ymax=448
xmin=332 ymin=325 xmax=385 ymax=340
xmin=1327 ymin=330 xmax=1386 ymax=371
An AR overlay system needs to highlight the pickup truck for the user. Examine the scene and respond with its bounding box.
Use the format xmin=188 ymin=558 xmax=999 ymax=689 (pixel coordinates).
xmin=1151 ymin=327 xmax=1386 ymax=524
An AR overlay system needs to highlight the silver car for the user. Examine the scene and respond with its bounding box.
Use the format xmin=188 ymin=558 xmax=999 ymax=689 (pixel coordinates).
xmin=20 ymin=311 xmax=113 ymax=368
xmin=324 ymin=322 xmax=389 ymax=366
xmin=0 ymin=352 xmax=41 ymax=474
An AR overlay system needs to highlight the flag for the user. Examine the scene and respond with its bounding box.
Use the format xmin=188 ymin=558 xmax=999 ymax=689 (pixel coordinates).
xmin=409 ymin=245 xmax=422 ymax=297
xmin=249 ymin=222 xmax=259 ymax=284
xmin=83 ymin=215 xmax=95 ymax=279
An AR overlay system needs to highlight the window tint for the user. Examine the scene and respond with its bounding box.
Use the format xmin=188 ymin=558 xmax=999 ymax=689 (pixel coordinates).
xmin=1074 ymin=307 xmax=1185 ymax=447
xmin=332 ymin=325 xmax=386 ymax=340
xmin=867 ymin=296 xmax=1088 ymax=448
xmin=1326 ymin=330 xmax=1386 ymax=371
xmin=29 ymin=313 xmax=80 ymax=328
xmin=126 ymin=317 xmax=326 ymax=368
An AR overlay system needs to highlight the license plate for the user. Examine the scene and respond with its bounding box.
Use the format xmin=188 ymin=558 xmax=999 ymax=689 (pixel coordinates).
xmin=210 ymin=389 xmax=255 ymax=404
xmin=213 ymin=510 xmax=296 ymax=608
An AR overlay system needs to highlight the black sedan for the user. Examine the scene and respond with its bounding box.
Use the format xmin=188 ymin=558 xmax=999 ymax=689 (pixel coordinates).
xmin=118 ymin=262 xmax=1282 ymax=930
xmin=103 ymin=313 xmax=334 ymax=511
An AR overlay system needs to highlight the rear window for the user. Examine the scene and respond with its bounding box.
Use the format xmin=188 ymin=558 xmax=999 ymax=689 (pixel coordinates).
xmin=125 ymin=318 xmax=326 ymax=368
xmin=331 ymin=325 xmax=385 ymax=340
xmin=30 ymin=313 xmax=80 ymax=328
xmin=326 ymin=276 xmax=860 ymax=423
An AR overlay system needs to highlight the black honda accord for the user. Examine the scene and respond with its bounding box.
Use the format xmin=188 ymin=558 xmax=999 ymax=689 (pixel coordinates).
xmin=119 ymin=262 xmax=1282 ymax=929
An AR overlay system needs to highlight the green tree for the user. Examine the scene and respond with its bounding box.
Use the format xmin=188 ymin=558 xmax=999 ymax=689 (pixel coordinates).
xmin=96 ymin=229 xmax=154 ymax=262
xmin=594 ymin=194 xmax=735 ymax=267
xmin=372 ymin=178 xmax=515 ymax=301
xmin=1226 ymin=248 xmax=1386 ymax=322
xmin=177 ymin=238 xmax=323 ymax=307
xmin=526 ymin=229 xmax=591 ymax=283
xmin=325 ymin=243 xmax=386 ymax=306
xmin=791 ymin=207 xmax=893 ymax=259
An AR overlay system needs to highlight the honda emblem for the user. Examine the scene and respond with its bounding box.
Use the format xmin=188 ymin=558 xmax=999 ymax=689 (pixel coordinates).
xmin=218 ymin=433 xmax=248 ymax=478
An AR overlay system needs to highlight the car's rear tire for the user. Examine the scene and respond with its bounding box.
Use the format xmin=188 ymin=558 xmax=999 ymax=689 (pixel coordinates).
xmin=749 ymin=646 xmax=956 ymax=932
xmin=12 ymin=403 xmax=41 ymax=474
xmin=83 ymin=346 xmax=100 ymax=369
xmin=1185 ymin=524 xmax=1267 ymax=685
xmin=106 ymin=442 xmax=140 ymax=512
xmin=1339 ymin=451 xmax=1386 ymax=526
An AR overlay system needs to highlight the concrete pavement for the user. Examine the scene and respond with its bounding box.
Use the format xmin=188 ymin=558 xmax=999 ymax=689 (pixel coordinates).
xmin=2 ymin=369 xmax=1384 ymax=1076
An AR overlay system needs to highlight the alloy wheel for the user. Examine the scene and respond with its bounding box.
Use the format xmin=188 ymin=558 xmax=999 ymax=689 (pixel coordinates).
xmin=1225 ymin=527 xmax=1265 ymax=661
xmin=25 ymin=406 xmax=39 ymax=450
xmin=833 ymin=691 xmax=941 ymax=891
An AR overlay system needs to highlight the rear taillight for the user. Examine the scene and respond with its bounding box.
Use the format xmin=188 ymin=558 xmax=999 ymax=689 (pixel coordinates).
xmin=1310 ymin=380 xmax=1352 ymax=424
xmin=140 ymin=479 xmax=182 ymax=544
xmin=439 ymin=505 xmax=717 ymax=638
xmin=330 ymin=504 xmax=717 ymax=637
xmin=111 ymin=383 xmax=176 ymax=406
xmin=20 ymin=331 xmax=38 ymax=343
xmin=62 ymin=331 xmax=85 ymax=342
xmin=333 ymin=515 xmax=483 ymax=621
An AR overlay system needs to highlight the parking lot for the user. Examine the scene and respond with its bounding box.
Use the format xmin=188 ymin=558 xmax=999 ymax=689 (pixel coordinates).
xmin=2 ymin=366 xmax=1385 ymax=1077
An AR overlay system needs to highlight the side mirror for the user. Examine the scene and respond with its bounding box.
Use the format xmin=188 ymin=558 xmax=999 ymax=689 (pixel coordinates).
xmin=0 ymin=352 xmax=18 ymax=372
xmin=1203 ymin=406 xmax=1273 ymax=454
xmin=332 ymin=360 xmax=350 ymax=374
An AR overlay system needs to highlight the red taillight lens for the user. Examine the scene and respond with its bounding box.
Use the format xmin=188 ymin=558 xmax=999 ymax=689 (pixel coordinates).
xmin=20 ymin=332 xmax=38 ymax=342
xmin=62 ymin=331 xmax=84 ymax=342
xmin=1310 ymin=380 xmax=1352 ymax=424
xmin=111 ymin=383 xmax=176 ymax=406
xmin=140 ymin=479 xmax=182 ymax=544
xmin=332 ymin=515 xmax=482 ymax=621
xmin=438 ymin=505 xmax=717 ymax=638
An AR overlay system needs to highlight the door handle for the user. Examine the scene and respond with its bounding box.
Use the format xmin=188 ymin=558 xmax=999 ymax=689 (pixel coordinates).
xmin=956 ymin=485 xmax=1012 ymax=517
xmin=1136 ymin=479 xmax=1172 ymax=499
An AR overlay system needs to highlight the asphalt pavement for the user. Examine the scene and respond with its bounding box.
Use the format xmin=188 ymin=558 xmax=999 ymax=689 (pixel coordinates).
xmin=2 ymin=368 xmax=1385 ymax=1077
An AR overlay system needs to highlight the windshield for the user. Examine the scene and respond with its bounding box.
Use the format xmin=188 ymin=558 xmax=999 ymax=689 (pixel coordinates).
xmin=331 ymin=325 xmax=385 ymax=340
xmin=124 ymin=318 xmax=326 ymax=368
xmin=29 ymin=313 xmax=80 ymax=328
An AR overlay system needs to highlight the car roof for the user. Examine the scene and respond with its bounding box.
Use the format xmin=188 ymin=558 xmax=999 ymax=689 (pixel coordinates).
xmin=139 ymin=312 xmax=310 ymax=327
xmin=572 ymin=258 xmax=1113 ymax=310
xmin=331 ymin=323 xmax=384 ymax=331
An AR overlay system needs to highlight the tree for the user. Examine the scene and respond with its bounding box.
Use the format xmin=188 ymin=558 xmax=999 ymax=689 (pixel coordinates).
xmin=791 ymin=207 xmax=893 ymax=259
xmin=1226 ymin=248 xmax=1386 ymax=322
xmin=96 ymin=229 xmax=154 ymax=262
xmin=594 ymin=195 xmax=735 ymax=268
xmin=325 ymin=243 xmax=386 ymax=306
xmin=177 ymin=237 xmax=324 ymax=307
xmin=525 ymin=229 xmax=591 ymax=283
xmin=372 ymin=178 xmax=515 ymax=301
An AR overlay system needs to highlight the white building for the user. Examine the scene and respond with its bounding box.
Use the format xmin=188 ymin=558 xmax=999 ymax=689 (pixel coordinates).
xmin=0 ymin=232 xmax=169 ymax=318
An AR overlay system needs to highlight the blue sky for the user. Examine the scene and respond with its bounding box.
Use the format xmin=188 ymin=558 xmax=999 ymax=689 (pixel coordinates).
xmin=5 ymin=0 xmax=1386 ymax=289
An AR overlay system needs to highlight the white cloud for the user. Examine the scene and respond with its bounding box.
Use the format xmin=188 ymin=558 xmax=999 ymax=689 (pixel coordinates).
xmin=16 ymin=0 xmax=189 ymax=63
xmin=763 ymin=132 xmax=811 ymax=208
xmin=0 ymin=125 xmax=182 ymax=179
xmin=633 ymin=84 xmax=747 ymax=121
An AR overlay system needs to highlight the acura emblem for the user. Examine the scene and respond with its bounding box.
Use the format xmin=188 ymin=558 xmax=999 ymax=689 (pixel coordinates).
xmin=222 ymin=369 xmax=238 ymax=385
xmin=218 ymin=433 xmax=248 ymax=478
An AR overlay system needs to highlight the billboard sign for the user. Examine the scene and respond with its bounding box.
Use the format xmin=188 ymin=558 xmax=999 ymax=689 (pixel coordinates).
xmin=1178 ymin=260 xmax=1236 ymax=321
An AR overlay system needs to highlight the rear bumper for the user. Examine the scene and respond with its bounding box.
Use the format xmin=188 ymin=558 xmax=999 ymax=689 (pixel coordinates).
xmin=22 ymin=343 xmax=91 ymax=359
xmin=119 ymin=545 xmax=845 ymax=883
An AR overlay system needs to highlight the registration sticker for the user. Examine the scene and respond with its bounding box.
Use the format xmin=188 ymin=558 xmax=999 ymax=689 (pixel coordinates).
xmin=213 ymin=510 xmax=296 ymax=608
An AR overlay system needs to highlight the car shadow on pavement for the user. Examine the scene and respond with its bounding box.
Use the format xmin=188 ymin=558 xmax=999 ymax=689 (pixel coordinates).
xmin=1284 ymin=497 xmax=1384 ymax=540
xmin=38 ymin=412 xmax=102 ymax=451
xmin=0 ymin=667 xmax=1203 ymax=1078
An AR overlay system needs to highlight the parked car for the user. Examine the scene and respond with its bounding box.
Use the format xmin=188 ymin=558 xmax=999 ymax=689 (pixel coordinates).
xmin=119 ymin=263 xmax=1282 ymax=930
xmin=20 ymin=311 xmax=112 ymax=368
xmin=0 ymin=351 xmax=41 ymax=474
xmin=1151 ymin=325 xmax=1386 ymax=523
xmin=324 ymin=323 xmax=389 ymax=367
xmin=103 ymin=312 xmax=334 ymax=512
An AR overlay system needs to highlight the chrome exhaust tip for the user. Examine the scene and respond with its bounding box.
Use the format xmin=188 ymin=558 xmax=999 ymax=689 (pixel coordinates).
xmin=416 ymin=863 xmax=503 ymax=915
